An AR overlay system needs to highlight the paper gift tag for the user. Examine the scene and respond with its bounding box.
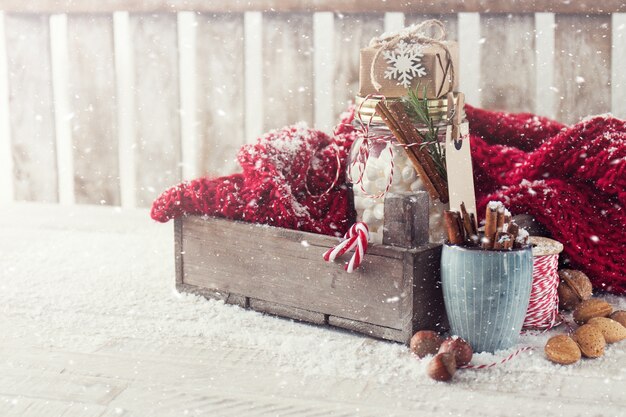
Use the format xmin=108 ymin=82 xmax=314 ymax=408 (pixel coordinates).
xmin=445 ymin=121 xmax=477 ymax=216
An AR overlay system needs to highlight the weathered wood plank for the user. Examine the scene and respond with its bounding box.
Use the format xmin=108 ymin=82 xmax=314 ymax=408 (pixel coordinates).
xmin=0 ymin=368 xmax=126 ymax=406
xmin=195 ymin=13 xmax=245 ymax=177
xmin=333 ymin=13 xmax=384 ymax=118
xmin=2 ymin=0 xmax=626 ymax=14
xmin=67 ymin=15 xmax=120 ymax=205
xmin=458 ymin=12 xmax=481 ymax=106
xmin=555 ymin=15 xmax=612 ymax=124
xmin=480 ymin=13 xmax=536 ymax=112
xmin=180 ymin=215 xmax=409 ymax=329
xmin=262 ymin=13 xmax=314 ymax=130
xmin=4 ymin=14 xmax=58 ymax=202
xmin=131 ymin=13 xmax=181 ymax=207
xmin=176 ymin=283 xmax=248 ymax=307
xmin=327 ymin=316 xmax=406 ymax=342
xmin=249 ymin=298 xmax=327 ymax=324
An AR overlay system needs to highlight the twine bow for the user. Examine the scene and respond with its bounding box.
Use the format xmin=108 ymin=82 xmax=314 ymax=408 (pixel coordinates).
xmin=369 ymin=19 xmax=455 ymax=97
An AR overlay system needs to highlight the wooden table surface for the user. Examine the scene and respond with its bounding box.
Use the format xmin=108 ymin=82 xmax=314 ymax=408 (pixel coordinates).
xmin=0 ymin=203 xmax=625 ymax=417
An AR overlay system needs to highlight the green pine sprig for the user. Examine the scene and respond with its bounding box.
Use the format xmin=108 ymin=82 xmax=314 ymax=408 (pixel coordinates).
xmin=402 ymin=85 xmax=448 ymax=184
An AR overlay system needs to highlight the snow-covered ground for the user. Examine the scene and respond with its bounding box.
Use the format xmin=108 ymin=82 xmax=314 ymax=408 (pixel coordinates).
xmin=0 ymin=203 xmax=625 ymax=417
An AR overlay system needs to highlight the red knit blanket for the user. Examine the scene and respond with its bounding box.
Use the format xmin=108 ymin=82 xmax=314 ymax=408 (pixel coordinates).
xmin=151 ymin=106 xmax=626 ymax=294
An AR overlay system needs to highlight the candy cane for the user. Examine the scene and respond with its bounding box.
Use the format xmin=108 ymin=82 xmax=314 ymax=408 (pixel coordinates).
xmin=323 ymin=222 xmax=369 ymax=273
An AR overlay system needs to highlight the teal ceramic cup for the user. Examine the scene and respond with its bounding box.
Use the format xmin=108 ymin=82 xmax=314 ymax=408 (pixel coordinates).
xmin=441 ymin=244 xmax=534 ymax=353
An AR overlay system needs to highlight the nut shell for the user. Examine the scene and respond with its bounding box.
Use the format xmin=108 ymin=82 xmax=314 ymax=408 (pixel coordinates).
xmin=544 ymin=335 xmax=581 ymax=365
xmin=438 ymin=337 xmax=473 ymax=367
xmin=587 ymin=317 xmax=626 ymax=344
xmin=558 ymin=269 xmax=593 ymax=311
xmin=573 ymin=324 xmax=606 ymax=358
xmin=610 ymin=310 xmax=626 ymax=328
xmin=427 ymin=352 xmax=456 ymax=382
xmin=410 ymin=330 xmax=443 ymax=358
xmin=572 ymin=299 xmax=612 ymax=325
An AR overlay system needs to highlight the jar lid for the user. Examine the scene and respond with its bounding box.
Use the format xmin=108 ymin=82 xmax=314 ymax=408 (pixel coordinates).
xmin=355 ymin=94 xmax=465 ymax=126
xmin=529 ymin=236 xmax=564 ymax=256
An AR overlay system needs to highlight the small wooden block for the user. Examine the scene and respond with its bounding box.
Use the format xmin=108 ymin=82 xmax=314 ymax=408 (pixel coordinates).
xmin=249 ymin=298 xmax=327 ymax=325
xmin=383 ymin=191 xmax=429 ymax=248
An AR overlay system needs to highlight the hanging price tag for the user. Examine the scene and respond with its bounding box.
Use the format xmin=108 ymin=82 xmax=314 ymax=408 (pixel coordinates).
xmin=445 ymin=93 xmax=477 ymax=216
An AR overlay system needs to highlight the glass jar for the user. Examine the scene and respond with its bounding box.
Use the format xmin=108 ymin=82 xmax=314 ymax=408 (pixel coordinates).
xmin=348 ymin=96 xmax=465 ymax=244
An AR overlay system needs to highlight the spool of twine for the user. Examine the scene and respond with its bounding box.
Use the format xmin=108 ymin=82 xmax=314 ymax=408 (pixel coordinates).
xmin=523 ymin=236 xmax=564 ymax=330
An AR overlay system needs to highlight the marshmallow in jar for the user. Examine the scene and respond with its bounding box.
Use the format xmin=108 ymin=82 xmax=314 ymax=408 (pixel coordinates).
xmin=349 ymin=131 xmax=448 ymax=244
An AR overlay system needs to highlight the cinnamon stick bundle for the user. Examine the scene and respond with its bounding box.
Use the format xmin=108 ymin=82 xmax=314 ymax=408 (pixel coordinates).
xmin=375 ymin=102 xmax=441 ymax=201
xmin=444 ymin=201 xmax=528 ymax=250
xmin=388 ymin=101 xmax=449 ymax=203
xmin=375 ymin=101 xmax=449 ymax=203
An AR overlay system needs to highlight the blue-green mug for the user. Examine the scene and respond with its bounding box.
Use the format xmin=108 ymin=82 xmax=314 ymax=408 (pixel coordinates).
xmin=441 ymin=244 xmax=533 ymax=353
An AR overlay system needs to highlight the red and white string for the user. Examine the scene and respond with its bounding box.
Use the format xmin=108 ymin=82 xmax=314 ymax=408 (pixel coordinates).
xmin=346 ymin=94 xmax=397 ymax=199
xmin=523 ymin=253 xmax=561 ymax=330
xmin=459 ymin=346 xmax=534 ymax=370
xmin=323 ymin=222 xmax=369 ymax=273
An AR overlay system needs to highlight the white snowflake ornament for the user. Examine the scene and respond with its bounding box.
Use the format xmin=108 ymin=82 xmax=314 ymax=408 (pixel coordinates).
xmin=382 ymin=41 xmax=427 ymax=89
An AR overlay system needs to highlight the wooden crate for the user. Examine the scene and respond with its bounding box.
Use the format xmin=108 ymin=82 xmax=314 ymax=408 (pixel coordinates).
xmin=175 ymin=191 xmax=447 ymax=344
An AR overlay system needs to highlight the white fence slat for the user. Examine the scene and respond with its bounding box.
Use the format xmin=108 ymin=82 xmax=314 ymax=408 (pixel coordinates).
xmin=384 ymin=12 xmax=404 ymax=32
xmin=262 ymin=13 xmax=314 ymax=130
xmin=177 ymin=11 xmax=198 ymax=180
xmin=113 ymin=11 xmax=136 ymax=209
xmin=403 ymin=14 xmax=458 ymax=40
xmin=555 ymin=15 xmax=612 ymax=124
xmin=6 ymin=14 xmax=58 ymax=203
xmin=195 ymin=13 xmax=245 ymax=177
xmin=313 ymin=11 xmax=334 ymax=132
xmin=131 ymin=13 xmax=181 ymax=207
xmin=333 ymin=13 xmax=384 ymax=119
xmin=244 ymin=11 xmax=262 ymax=143
xmin=535 ymin=13 xmax=556 ymax=119
xmin=67 ymin=15 xmax=120 ymax=205
xmin=50 ymin=14 xmax=73 ymax=205
xmin=0 ymin=13 xmax=13 ymax=205
xmin=458 ymin=12 xmax=481 ymax=107
xmin=612 ymin=13 xmax=626 ymax=119
xmin=481 ymin=14 xmax=536 ymax=112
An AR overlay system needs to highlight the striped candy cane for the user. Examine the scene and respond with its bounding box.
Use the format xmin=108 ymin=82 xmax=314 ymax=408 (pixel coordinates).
xmin=323 ymin=222 xmax=369 ymax=273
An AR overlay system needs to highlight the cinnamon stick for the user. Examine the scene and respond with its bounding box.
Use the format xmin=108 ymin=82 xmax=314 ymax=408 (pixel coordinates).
xmin=469 ymin=213 xmax=478 ymax=235
xmin=460 ymin=202 xmax=474 ymax=238
xmin=496 ymin=208 xmax=505 ymax=232
xmin=493 ymin=232 xmax=513 ymax=250
xmin=375 ymin=101 xmax=440 ymax=201
xmin=444 ymin=210 xmax=464 ymax=245
xmin=388 ymin=101 xmax=449 ymax=203
xmin=483 ymin=204 xmax=499 ymax=249
xmin=507 ymin=222 xmax=520 ymax=247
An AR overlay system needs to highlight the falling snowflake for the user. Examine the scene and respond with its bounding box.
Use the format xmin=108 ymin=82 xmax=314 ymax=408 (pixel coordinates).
xmin=382 ymin=41 xmax=427 ymax=88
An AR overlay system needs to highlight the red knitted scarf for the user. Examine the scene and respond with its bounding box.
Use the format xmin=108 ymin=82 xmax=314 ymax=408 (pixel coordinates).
xmin=152 ymin=106 xmax=626 ymax=294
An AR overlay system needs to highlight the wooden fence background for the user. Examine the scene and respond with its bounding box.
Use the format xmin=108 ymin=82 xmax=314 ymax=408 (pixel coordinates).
xmin=0 ymin=1 xmax=625 ymax=208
